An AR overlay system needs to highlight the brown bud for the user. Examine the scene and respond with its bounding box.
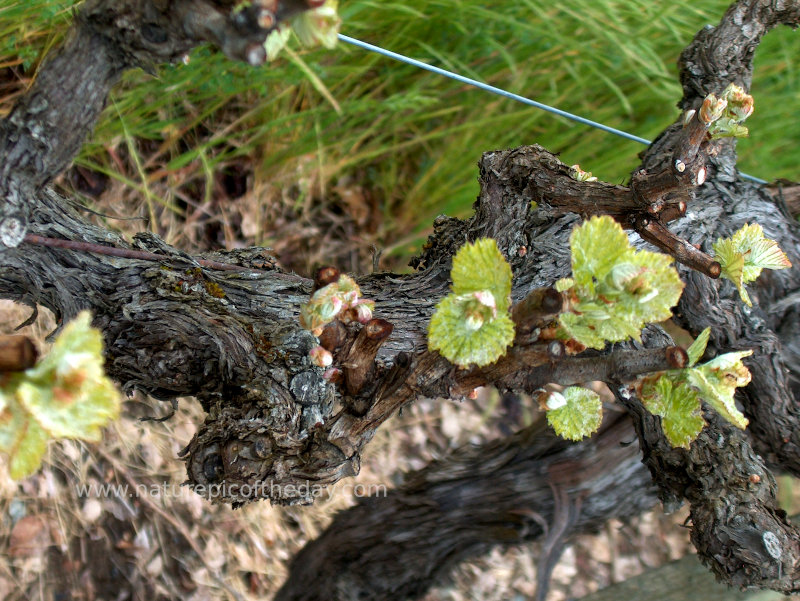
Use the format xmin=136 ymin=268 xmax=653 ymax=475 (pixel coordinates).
xmin=314 ymin=266 xmax=340 ymax=291
xmin=541 ymin=288 xmax=564 ymax=315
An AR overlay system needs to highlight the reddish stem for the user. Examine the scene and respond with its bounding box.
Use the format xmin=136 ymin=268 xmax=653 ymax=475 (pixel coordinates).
xmin=23 ymin=234 xmax=261 ymax=273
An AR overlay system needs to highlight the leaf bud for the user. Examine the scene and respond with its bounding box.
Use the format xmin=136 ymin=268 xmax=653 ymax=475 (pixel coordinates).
xmin=699 ymin=93 xmax=727 ymax=124
xmin=309 ymin=345 xmax=333 ymax=368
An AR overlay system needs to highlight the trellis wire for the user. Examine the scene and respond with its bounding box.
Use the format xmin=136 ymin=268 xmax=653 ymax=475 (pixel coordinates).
xmin=338 ymin=34 xmax=767 ymax=185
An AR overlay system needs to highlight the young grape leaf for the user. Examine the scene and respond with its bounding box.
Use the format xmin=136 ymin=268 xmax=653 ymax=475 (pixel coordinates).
xmin=568 ymin=215 xmax=631 ymax=289
xmin=686 ymin=327 xmax=711 ymax=367
xmin=558 ymin=216 xmax=684 ymax=349
xmin=450 ymin=238 xmax=513 ymax=312
xmin=686 ymin=350 xmax=752 ymax=430
xmin=264 ymin=0 xmax=340 ymax=60
xmin=428 ymin=238 xmax=515 ymax=367
xmin=291 ymin=0 xmax=341 ymax=48
xmin=713 ymin=223 xmax=792 ymax=307
xmin=428 ymin=293 xmax=515 ymax=367
xmin=0 ymin=389 xmax=49 ymax=480
xmin=545 ymin=387 xmax=603 ymax=441
xmin=0 ymin=312 xmax=121 ymax=479
xmin=637 ymin=327 xmax=753 ymax=448
xmin=640 ymin=375 xmax=705 ymax=449
xmin=299 ymin=274 xmax=363 ymax=331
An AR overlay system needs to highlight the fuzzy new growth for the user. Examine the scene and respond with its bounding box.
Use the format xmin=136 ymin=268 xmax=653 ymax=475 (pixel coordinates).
xmin=4 ymin=0 xmax=800 ymax=595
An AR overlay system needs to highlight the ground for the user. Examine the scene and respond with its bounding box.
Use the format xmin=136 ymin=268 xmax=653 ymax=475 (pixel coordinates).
xmin=2 ymin=1 xmax=800 ymax=598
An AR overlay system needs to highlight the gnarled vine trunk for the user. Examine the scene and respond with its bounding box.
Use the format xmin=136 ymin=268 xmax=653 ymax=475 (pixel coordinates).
xmin=1 ymin=0 xmax=800 ymax=598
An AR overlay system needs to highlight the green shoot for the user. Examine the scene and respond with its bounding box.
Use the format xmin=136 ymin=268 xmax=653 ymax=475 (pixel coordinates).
xmin=639 ymin=327 xmax=752 ymax=449
xmin=299 ymin=274 xmax=374 ymax=332
xmin=713 ymin=223 xmax=792 ymax=306
xmin=428 ymin=238 xmax=515 ymax=367
xmin=0 ymin=312 xmax=121 ymax=479
xmin=538 ymin=387 xmax=603 ymax=441
xmin=557 ymin=216 xmax=684 ymax=350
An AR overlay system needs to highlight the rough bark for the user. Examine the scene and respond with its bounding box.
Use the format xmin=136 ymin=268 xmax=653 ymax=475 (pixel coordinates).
xmin=1 ymin=0 xmax=800 ymax=597
xmin=275 ymin=412 xmax=656 ymax=601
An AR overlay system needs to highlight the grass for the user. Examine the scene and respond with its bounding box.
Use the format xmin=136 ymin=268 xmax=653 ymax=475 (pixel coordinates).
xmin=1 ymin=1 xmax=799 ymax=263
xmin=2 ymin=3 xmax=800 ymax=599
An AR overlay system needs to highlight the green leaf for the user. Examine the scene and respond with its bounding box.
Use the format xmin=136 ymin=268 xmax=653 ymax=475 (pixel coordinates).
xmin=0 ymin=388 xmax=50 ymax=480
xmin=713 ymin=223 xmax=792 ymax=307
xmin=428 ymin=294 xmax=515 ymax=367
xmin=558 ymin=216 xmax=684 ymax=349
xmin=428 ymin=238 xmax=515 ymax=367
xmin=263 ymin=0 xmax=340 ymax=61
xmin=686 ymin=351 xmax=752 ymax=430
xmin=555 ymin=277 xmax=574 ymax=292
xmin=686 ymin=327 xmax=710 ymax=367
xmin=264 ymin=27 xmax=292 ymax=61
xmin=544 ymin=387 xmax=603 ymax=441
xmin=568 ymin=215 xmax=631 ymax=288
xmin=290 ymin=0 xmax=341 ymax=49
xmin=450 ymin=238 xmax=513 ymax=312
xmin=558 ymin=309 xmax=641 ymax=350
xmin=640 ymin=375 xmax=705 ymax=449
xmin=0 ymin=312 xmax=121 ymax=479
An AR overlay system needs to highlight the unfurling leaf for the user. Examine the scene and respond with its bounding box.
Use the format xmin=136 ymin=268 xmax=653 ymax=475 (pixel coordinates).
xmin=713 ymin=223 xmax=792 ymax=306
xmin=704 ymin=84 xmax=755 ymax=139
xmin=292 ymin=1 xmax=341 ymax=48
xmin=640 ymin=375 xmax=705 ymax=449
xmin=557 ymin=216 xmax=684 ymax=349
xmin=543 ymin=387 xmax=603 ymax=441
xmin=686 ymin=350 xmax=751 ymax=430
xmin=299 ymin=274 xmax=364 ymax=331
xmin=637 ymin=328 xmax=752 ymax=448
xmin=0 ymin=312 xmax=120 ymax=479
xmin=449 ymin=238 xmax=513 ymax=313
xmin=428 ymin=295 xmax=515 ymax=367
xmin=686 ymin=327 xmax=710 ymax=367
xmin=569 ymin=164 xmax=597 ymax=182
xmin=428 ymin=239 xmax=515 ymax=367
xmin=264 ymin=0 xmax=340 ymax=61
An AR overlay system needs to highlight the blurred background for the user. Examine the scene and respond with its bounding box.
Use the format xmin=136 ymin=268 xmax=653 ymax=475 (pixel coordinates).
xmin=1 ymin=1 xmax=799 ymax=599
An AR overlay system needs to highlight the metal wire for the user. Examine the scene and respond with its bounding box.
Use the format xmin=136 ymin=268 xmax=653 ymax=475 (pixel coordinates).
xmin=338 ymin=34 xmax=767 ymax=185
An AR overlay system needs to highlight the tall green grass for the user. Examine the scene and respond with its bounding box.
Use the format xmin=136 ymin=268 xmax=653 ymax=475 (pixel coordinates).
xmin=1 ymin=0 xmax=798 ymax=256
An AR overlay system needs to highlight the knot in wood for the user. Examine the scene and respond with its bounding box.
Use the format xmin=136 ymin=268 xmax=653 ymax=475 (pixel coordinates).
xmin=761 ymin=531 xmax=782 ymax=561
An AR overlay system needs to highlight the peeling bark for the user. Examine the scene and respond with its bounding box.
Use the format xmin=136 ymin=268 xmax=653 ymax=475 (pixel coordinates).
xmin=1 ymin=0 xmax=800 ymax=596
